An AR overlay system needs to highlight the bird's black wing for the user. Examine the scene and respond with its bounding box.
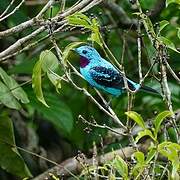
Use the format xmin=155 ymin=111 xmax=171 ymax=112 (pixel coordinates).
xmin=90 ymin=66 xmax=136 ymax=90
xmin=90 ymin=66 xmax=123 ymax=89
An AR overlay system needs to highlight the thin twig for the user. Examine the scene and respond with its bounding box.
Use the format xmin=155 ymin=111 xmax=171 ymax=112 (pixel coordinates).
xmin=165 ymin=61 xmax=180 ymax=84
xmin=136 ymin=0 xmax=180 ymax=140
xmin=137 ymin=20 xmax=143 ymax=82
xmin=0 ymin=0 xmax=25 ymax=22
xmin=0 ymin=0 xmax=15 ymax=18
xmin=78 ymin=115 xmax=127 ymax=136
xmin=0 ymin=27 xmax=45 ymax=59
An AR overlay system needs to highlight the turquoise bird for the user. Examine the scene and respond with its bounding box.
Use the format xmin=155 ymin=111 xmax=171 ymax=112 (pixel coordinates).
xmin=74 ymin=45 xmax=158 ymax=96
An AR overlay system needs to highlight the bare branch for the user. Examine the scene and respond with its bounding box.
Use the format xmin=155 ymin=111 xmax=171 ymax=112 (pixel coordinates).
xmin=102 ymin=0 xmax=137 ymax=28
xmin=0 ymin=0 xmax=25 ymax=22
xmin=0 ymin=0 xmax=15 ymax=18
xmin=32 ymin=140 xmax=151 ymax=179
xmin=0 ymin=27 xmax=45 ymax=59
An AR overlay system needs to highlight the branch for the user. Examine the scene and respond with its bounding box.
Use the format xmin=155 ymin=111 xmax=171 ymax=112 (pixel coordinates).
xmin=32 ymin=140 xmax=150 ymax=179
xmin=0 ymin=0 xmax=15 ymax=18
xmin=0 ymin=0 xmax=102 ymax=60
xmin=136 ymin=0 xmax=180 ymax=140
xmin=102 ymin=0 xmax=137 ymax=28
xmin=0 ymin=0 xmax=55 ymax=38
xmin=0 ymin=0 xmax=25 ymax=22
xmin=0 ymin=27 xmax=45 ymax=59
xmin=50 ymin=36 xmax=127 ymax=130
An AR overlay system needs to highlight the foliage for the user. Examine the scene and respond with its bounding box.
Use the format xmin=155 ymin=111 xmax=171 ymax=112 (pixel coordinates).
xmin=32 ymin=50 xmax=59 ymax=107
xmin=0 ymin=113 xmax=31 ymax=178
xmin=0 ymin=0 xmax=179 ymax=179
xmin=0 ymin=67 xmax=29 ymax=109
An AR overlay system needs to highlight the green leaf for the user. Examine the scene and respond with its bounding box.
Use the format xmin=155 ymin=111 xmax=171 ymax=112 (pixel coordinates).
xmin=40 ymin=50 xmax=62 ymax=93
xmin=32 ymin=50 xmax=59 ymax=107
xmin=40 ymin=50 xmax=59 ymax=73
xmin=145 ymin=148 xmax=156 ymax=164
xmin=47 ymin=70 xmax=62 ymax=93
xmin=67 ymin=13 xmax=92 ymax=29
xmin=133 ymin=151 xmax=145 ymax=164
xmin=168 ymin=127 xmax=178 ymax=142
xmin=153 ymin=111 xmax=172 ymax=138
xmin=125 ymin=111 xmax=145 ymax=129
xmin=159 ymin=20 xmax=169 ymax=32
xmin=67 ymin=13 xmax=102 ymax=46
xmin=135 ymin=129 xmax=156 ymax=143
xmin=177 ymin=27 xmax=180 ymax=39
xmin=0 ymin=81 xmax=21 ymax=109
xmin=32 ymin=59 xmax=49 ymax=107
xmin=0 ymin=67 xmax=29 ymax=104
xmin=88 ymin=18 xmax=102 ymax=46
xmin=81 ymin=165 xmax=108 ymax=177
xmin=62 ymin=41 xmax=87 ymax=65
xmin=158 ymin=142 xmax=180 ymax=179
xmin=112 ymin=155 xmax=128 ymax=179
xmin=0 ymin=113 xmax=32 ymax=178
xmin=89 ymin=31 xmax=102 ymax=47
xmin=158 ymin=36 xmax=180 ymax=53
xmin=166 ymin=0 xmax=180 ymax=7
xmin=28 ymin=91 xmax=73 ymax=135
xmin=131 ymin=151 xmax=146 ymax=178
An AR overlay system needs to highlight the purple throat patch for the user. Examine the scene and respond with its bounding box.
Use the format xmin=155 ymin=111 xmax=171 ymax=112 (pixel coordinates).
xmin=80 ymin=56 xmax=90 ymax=68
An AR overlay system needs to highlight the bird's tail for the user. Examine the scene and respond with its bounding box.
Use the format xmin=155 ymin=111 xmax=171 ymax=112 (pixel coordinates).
xmin=140 ymin=86 xmax=160 ymax=95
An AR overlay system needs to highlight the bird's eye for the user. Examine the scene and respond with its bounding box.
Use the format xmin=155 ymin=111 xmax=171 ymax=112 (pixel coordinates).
xmin=82 ymin=50 xmax=87 ymax=54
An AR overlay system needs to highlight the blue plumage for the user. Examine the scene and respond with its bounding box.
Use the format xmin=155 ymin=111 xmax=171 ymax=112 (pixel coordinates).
xmin=74 ymin=45 xmax=156 ymax=96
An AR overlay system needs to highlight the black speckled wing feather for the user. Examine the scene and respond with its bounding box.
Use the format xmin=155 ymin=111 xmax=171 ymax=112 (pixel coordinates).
xmin=90 ymin=66 xmax=124 ymax=89
xmin=90 ymin=66 xmax=136 ymax=91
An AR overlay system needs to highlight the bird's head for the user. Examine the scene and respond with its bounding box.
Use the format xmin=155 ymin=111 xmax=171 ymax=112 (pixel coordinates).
xmin=73 ymin=46 xmax=101 ymax=68
xmin=73 ymin=46 xmax=100 ymax=59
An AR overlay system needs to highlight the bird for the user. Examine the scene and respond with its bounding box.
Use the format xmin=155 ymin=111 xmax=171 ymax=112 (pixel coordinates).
xmin=73 ymin=45 xmax=158 ymax=96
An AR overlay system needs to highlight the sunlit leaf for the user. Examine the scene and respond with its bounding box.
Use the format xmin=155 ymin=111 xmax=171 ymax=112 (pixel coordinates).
xmin=0 ymin=113 xmax=32 ymax=178
xmin=158 ymin=142 xmax=180 ymax=179
xmin=153 ymin=111 xmax=172 ymax=138
xmin=131 ymin=151 xmax=146 ymax=178
xmin=40 ymin=50 xmax=59 ymax=73
xmin=67 ymin=13 xmax=92 ymax=29
xmin=89 ymin=31 xmax=102 ymax=47
xmin=125 ymin=111 xmax=145 ymax=129
xmin=145 ymin=148 xmax=156 ymax=163
xmin=159 ymin=20 xmax=169 ymax=32
xmin=67 ymin=13 xmax=102 ymax=46
xmin=0 ymin=67 xmax=29 ymax=104
xmin=133 ymin=151 xmax=145 ymax=164
xmin=32 ymin=50 xmax=59 ymax=107
xmin=81 ymin=165 xmax=108 ymax=177
xmin=112 ymin=155 xmax=128 ymax=179
xmin=158 ymin=36 xmax=180 ymax=53
xmin=47 ymin=70 xmax=62 ymax=93
xmin=32 ymin=59 xmax=49 ymax=107
xmin=166 ymin=0 xmax=180 ymax=7
xmin=135 ymin=129 xmax=156 ymax=143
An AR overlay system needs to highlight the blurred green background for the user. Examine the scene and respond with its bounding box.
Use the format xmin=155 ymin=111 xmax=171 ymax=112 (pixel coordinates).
xmin=0 ymin=0 xmax=179 ymax=179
